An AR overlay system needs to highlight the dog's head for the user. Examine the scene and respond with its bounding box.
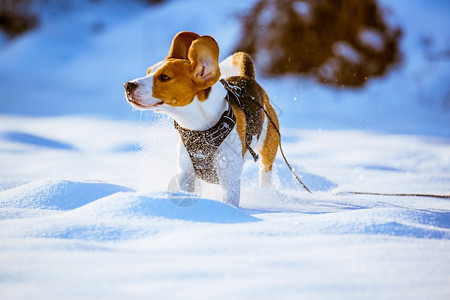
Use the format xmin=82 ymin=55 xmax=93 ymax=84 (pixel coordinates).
xmin=124 ymin=31 xmax=221 ymax=110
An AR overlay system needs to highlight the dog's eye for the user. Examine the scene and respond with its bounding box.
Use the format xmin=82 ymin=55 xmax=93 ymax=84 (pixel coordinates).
xmin=159 ymin=74 xmax=171 ymax=82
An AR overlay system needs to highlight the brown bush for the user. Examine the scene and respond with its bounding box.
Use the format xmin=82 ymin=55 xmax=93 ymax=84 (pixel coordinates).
xmin=0 ymin=0 xmax=37 ymax=37
xmin=235 ymin=0 xmax=402 ymax=87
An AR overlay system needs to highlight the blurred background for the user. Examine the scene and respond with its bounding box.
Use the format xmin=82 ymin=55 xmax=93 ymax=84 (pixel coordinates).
xmin=0 ymin=0 xmax=449 ymax=135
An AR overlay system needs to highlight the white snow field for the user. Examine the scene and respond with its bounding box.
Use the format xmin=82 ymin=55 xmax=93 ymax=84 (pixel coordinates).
xmin=0 ymin=0 xmax=449 ymax=299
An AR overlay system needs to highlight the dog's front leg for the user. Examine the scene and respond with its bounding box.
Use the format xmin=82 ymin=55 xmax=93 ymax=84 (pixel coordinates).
xmin=215 ymin=133 xmax=243 ymax=207
xmin=220 ymin=176 xmax=241 ymax=207
xmin=216 ymin=159 xmax=242 ymax=206
xmin=176 ymin=140 xmax=196 ymax=193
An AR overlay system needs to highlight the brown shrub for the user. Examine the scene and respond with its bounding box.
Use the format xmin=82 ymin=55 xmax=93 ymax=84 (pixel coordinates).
xmin=235 ymin=0 xmax=402 ymax=87
xmin=0 ymin=0 xmax=38 ymax=37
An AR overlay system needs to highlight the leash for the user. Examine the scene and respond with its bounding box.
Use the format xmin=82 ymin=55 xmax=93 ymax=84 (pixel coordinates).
xmin=336 ymin=191 xmax=450 ymax=199
xmin=220 ymin=78 xmax=450 ymax=200
xmin=221 ymin=78 xmax=312 ymax=194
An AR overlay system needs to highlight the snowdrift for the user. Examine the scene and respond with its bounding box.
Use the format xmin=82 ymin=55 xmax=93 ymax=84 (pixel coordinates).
xmin=0 ymin=0 xmax=449 ymax=299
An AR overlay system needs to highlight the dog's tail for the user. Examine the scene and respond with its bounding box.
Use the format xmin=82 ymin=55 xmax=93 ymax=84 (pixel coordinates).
xmin=219 ymin=52 xmax=255 ymax=79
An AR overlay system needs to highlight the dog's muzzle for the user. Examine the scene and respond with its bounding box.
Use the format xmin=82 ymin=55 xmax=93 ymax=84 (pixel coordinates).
xmin=124 ymin=81 xmax=163 ymax=109
xmin=124 ymin=81 xmax=138 ymax=99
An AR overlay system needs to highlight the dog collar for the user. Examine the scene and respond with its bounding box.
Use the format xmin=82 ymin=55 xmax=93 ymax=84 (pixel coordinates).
xmin=174 ymin=102 xmax=236 ymax=184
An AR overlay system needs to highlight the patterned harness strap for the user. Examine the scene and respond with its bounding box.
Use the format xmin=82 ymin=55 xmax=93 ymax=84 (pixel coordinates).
xmin=174 ymin=102 xmax=236 ymax=184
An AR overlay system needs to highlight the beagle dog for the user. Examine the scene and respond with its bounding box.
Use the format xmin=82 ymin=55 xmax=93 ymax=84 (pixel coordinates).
xmin=124 ymin=31 xmax=279 ymax=207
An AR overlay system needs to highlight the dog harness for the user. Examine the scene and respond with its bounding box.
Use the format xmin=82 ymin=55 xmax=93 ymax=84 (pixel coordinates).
xmin=174 ymin=77 xmax=264 ymax=184
xmin=174 ymin=102 xmax=236 ymax=184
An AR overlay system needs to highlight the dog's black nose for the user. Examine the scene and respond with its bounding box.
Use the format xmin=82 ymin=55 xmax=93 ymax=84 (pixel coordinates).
xmin=124 ymin=81 xmax=138 ymax=92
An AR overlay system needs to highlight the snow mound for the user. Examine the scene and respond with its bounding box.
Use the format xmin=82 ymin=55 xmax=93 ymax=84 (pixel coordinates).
xmin=74 ymin=192 xmax=260 ymax=224
xmin=318 ymin=208 xmax=450 ymax=240
xmin=242 ymin=158 xmax=337 ymax=192
xmin=0 ymin=180 xmax=133 ymax=210
xmin=0 ymin=190 xmax=259 ymax=241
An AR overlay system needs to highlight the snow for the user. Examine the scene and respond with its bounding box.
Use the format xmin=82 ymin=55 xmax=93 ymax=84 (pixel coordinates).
xmin=0 ymin=0 xmax=449 ymax=299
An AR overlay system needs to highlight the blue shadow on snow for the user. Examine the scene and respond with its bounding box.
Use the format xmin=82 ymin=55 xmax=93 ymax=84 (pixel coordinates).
xmin=360 ymin=164 xmax=405 ymax=172
xmin=361 ymin=222 xmax=449 ymax=240
xmin=1 ymin=131 xmax=76 ymax=150
xmin=51 ymin=225 xmax=142 ymax=241
xmin=112 ymin=142 xmax=142 ymax=153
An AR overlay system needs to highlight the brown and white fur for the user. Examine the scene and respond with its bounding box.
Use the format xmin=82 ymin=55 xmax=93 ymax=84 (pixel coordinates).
xmin=124 ymin=31 xmax=279 ymax=207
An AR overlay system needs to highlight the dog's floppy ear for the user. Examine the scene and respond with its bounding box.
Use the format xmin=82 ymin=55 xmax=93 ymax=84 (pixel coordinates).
xmin=188 ymin=35 xmax=221 ymax=90
xmin=167 ymin=31 xmax=200 ymax=59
